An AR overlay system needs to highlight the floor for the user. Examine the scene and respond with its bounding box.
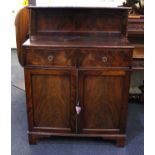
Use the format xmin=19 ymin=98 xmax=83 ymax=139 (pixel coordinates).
xmin=11 ymin=50 xmax=144 ymax=155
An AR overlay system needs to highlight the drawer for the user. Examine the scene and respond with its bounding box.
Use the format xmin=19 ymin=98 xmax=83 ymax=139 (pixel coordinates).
xmin=25 ymin=49 xmax=75 ymax=67
xmin=79 ymin=49 xmax=132 ymax=67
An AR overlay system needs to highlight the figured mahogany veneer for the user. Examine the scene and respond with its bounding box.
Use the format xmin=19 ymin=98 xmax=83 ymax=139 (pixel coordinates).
xmin=16 ymin=6 xmax=134 ymax=147
xmin=25 ymin=48 xmax=74 ymax=67
xmin=24 ymin=48 xmax=132 ymax=68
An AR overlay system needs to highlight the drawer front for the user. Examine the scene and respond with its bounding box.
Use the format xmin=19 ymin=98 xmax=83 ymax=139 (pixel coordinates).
xmin=25 ymin=49 xmax=75 ymax=67
xmin=25 ymin=48 xmax=132 ymax=68
xmin=79 ymin=49 xmax=132 ymax=67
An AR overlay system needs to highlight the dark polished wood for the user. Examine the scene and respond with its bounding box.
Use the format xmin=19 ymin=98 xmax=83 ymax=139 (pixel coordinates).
xmin=24 ymin=48 xmax=132 ymax=68
xmin=16 ymin=6 xmax=134 ymax=147
xmin=25 ymin=68 xmax=76 ymax=132
xmin=128 ymin=15 xmax=144 ymax=102
xmin=15 ymin=7 xmax=29 ymax=66
xmin=128 ymin=15 xmax=144 ymax=71
xmin=28 ymin=7 xmax=129 ymax=36
xmin=78 ymin=69 xmax=130 ymax=132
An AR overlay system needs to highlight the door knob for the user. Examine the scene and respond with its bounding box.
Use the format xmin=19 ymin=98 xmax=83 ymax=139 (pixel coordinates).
xmin=76 ymin=101 xmax=81 ymax=115
xmin=76 ymin=105 xmax=81 ymax=115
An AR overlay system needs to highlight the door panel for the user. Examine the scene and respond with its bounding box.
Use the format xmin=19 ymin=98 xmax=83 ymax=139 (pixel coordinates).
xmin=25 ymin=68 xmax=76 ymax=133
xmin=32 ymin=74 xmax=70 ymax=127
xmin=78 ymin=70 xmax=129 ymax=133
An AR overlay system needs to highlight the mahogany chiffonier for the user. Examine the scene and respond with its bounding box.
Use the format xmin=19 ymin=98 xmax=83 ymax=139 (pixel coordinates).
xmin=15 ymin=6 xmax=134 ymax=147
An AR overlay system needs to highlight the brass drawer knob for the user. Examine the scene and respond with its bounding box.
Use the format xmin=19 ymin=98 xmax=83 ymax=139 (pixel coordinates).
xmin=48 ymin=55 xmax=53 ymax=62
xmin=102 ymin=56 xmax=108 ymax=63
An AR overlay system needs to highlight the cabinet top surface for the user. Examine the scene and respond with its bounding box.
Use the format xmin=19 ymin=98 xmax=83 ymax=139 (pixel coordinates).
xmin=29 ymin=0 xmax=131 ymax=9
xmin=23 ymin=35 xmax=133 ymax=48
xmin=28 ymin=6 xmax=131 ymax=10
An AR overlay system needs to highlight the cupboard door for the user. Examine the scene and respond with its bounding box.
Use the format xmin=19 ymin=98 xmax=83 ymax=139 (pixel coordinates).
xmin=24 ymin=68 xmax=76 ymax=133
xmin=78 ymin=69 xmax=130 ymax=134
